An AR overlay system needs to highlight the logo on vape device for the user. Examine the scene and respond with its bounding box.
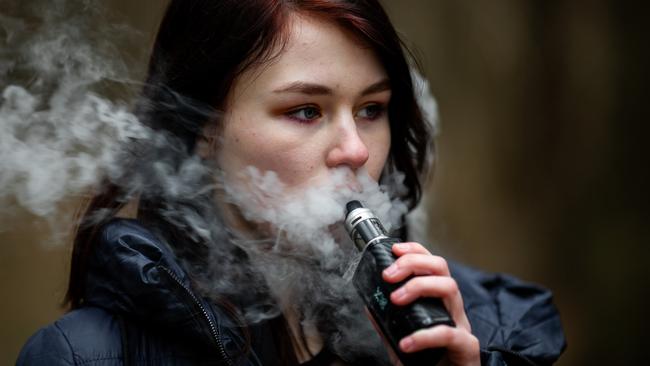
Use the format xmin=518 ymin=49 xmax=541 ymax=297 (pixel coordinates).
xmin=373 ymin=286 xmax=388 ymax=310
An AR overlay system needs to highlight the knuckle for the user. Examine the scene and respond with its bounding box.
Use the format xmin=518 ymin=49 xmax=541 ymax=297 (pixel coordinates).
xmin=396 ymin=253 xmax=432 ymax=272
xmin=438 ymin=326 xmax=456 ymax=343
xmin=409 ymin=241 xmax=428 ymax=253
xmin=444 ymin=277 xmax=458 ymax=294
xmin=468 ymin=334 xmax=480 ymax=350
xmin=410 ymin=328 xmax=431 ymax=343
xmin=428 ymin=255 xmax=447 ymax=273
xmin=406 ymin=277 xmax=428 ymax=295
xmin=395 ymin=255 xmax=413 ymax=268
xmin=404 ymin=278 xmax=419 ymax=293
xmin=436 ymin=256 xmax=449 ymax=273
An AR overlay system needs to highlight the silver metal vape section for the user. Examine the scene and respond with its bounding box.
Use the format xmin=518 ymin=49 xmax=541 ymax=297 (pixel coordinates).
xmin=344 ymin=201 xmax=390 ymax=250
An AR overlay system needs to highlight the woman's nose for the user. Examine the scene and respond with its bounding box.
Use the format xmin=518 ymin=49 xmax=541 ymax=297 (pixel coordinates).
xmin=325 ymin=117 xmax=370 ymax=170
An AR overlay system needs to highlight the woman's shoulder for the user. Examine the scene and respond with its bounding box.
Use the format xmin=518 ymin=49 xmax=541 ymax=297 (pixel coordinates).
xmin=449 ymin=260 xmax=554 ymax=304
xmin=16 ymin=307 xmax=123 ymax=365
xmin=449 ymin=261 xmax=567 ymax=365
xmin=449 ymin=260 xmax=562 ymax=323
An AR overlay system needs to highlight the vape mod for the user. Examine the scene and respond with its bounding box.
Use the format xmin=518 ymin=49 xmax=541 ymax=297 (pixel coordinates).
xmin=344 ymin=200 xmax=454 ymax=365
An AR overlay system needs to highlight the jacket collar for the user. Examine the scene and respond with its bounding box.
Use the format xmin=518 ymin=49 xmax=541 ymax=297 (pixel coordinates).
xmin=83 ymin=218 xmax=240 ymax=353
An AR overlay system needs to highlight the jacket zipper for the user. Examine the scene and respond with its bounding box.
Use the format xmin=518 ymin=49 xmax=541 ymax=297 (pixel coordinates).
xmin=158 ymin=265 xmax=234 ymax=366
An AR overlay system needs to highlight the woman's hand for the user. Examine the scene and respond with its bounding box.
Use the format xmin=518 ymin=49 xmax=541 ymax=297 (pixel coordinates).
xmin=382 ymin=242 xmax=480 ymax=366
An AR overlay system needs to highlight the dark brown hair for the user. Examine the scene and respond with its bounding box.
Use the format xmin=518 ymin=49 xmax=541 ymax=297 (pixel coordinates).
xmin=67 ymin=0 xmax=431 ymax=363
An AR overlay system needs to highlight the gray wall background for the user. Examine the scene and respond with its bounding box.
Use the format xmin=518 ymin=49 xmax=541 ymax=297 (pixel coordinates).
xmin=1 ymin=1 xmax=647 ymax=364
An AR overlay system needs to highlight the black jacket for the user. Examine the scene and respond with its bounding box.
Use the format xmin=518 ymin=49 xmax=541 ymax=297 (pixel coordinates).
xmin=17 ymin=219 xmax=566 ymax=365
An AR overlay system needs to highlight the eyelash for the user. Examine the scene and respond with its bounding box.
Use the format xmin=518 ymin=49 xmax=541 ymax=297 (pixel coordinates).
xmin=284 ymin=104 xmax=387 ymax=124
xmin=285 ymin=105 xmax=322 ymax=123
xmin=358 ymin=103 xmax=386 ymax=120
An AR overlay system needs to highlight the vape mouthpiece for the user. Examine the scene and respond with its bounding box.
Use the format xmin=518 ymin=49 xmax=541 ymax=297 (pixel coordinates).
xmin=346 ymin=200 xmax=363 ymax=215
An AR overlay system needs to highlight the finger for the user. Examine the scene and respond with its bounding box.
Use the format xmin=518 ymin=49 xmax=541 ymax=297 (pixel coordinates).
xmin=399 ymin=326 xmax=480 ymax=359
xmin=390 ymin=276 xmax=472 ymax=332
xmin=391 ymin=242 xmax=431 ymax=256
xmin=383 ymin=254 xmax=450 ymax=282
xmin=390 ymin=276 xmax=459 ymax=306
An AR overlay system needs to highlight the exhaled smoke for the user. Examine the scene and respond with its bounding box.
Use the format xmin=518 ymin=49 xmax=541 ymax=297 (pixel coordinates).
xmin=0 ymin=0 xmax=150 ymax=223
xmin=222 ymin=166 xmax=407 ymax=256
xmin=206 ymin=166 xmax=407 ymax=361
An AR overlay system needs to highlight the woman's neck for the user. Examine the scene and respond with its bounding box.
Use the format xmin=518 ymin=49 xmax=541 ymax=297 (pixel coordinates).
xmin=215 ymin=191 xmax=327 ymax=362
xmin=284 ymin=307 xmax=324 ymax=363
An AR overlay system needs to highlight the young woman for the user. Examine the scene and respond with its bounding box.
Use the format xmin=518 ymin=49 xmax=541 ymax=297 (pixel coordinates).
xmin=17 ymin=1 xmax=566 ymax=365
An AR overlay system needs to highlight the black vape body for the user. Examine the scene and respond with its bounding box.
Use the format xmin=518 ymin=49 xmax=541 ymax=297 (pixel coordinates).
xmin=345 ymin=201 xmax=455 ymax=366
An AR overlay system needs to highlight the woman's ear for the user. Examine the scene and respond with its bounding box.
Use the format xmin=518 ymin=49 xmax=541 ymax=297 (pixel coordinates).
xmin=196 ymin=120 xmax=221 ymax=159
xmin=195 ymin=134 xmax=212 ymax=159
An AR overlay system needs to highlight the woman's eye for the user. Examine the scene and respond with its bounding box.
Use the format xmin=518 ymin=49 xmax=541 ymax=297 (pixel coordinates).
xmin=357 ymin=104 xmax=385 ymax=120
xmin=286 ymin=106 xmax=321 ymax=122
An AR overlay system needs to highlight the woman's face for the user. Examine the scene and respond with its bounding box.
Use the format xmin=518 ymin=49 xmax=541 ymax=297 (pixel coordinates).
xmin=215 ymin=14 xmax=391 ymax=191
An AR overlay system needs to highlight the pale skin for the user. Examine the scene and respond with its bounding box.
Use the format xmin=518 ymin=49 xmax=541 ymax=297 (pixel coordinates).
xmin=203 ymin=12 xmax=480 ymax=366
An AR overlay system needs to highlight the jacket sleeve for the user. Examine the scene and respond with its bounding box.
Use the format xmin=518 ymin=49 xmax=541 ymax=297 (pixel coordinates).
xmin=16 ymin=323 xmax=76 ymax=366
xmin=450 ymin=262 xmax=567 ymax=365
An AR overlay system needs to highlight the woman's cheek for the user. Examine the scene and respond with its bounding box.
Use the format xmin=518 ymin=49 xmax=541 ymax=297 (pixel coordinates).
xmin=239 ymin=134 xmax=321 ymax=186
xmin=364 ymin=128 xmax=391 ymax=180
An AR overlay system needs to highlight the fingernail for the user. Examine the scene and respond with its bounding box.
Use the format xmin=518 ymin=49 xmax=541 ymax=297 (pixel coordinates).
xmin=395 ymin=243 xmax=409 ymax=250
xmin=400 ymin=337 xmax=414 ymax=352
xmin=393 ymin=287 xmax=407 ymax=301
xmin=383 ymin=264 xmax=398 ymax=277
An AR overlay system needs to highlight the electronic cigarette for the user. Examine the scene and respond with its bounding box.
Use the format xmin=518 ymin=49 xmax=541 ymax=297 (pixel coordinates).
xmin=344 ymin=200 xmax=454 ymax=366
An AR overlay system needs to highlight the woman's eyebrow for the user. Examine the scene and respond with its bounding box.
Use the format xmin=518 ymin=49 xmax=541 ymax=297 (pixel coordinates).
xmin=273 ymin=82 xmax=332 ymax=95
xmin=272 ymin=78 xmax=391 ymax=96
xmin=360 ymin=78 xmax=391 ymax=96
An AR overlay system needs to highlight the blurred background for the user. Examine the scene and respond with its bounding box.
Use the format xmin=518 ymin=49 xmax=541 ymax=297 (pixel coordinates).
xmin=1 ymin=0 xmax=648 ymax=364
